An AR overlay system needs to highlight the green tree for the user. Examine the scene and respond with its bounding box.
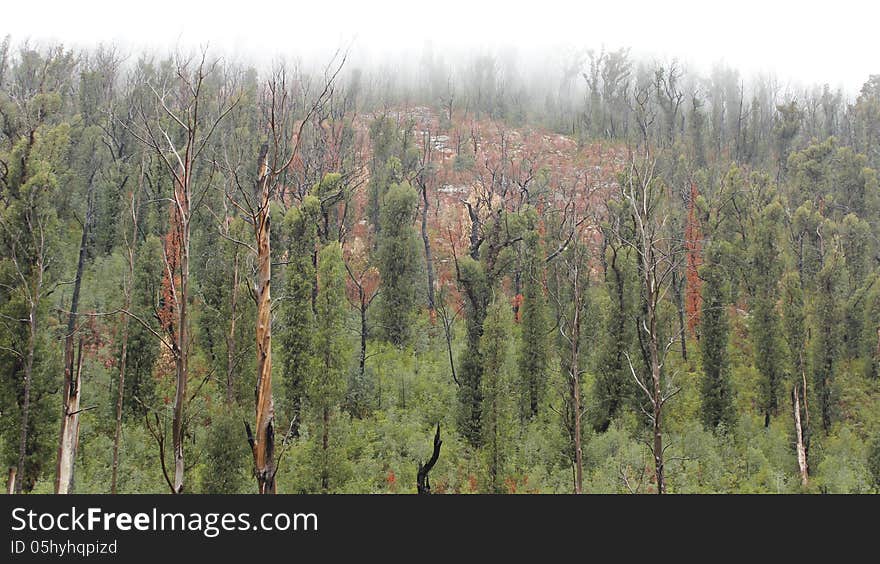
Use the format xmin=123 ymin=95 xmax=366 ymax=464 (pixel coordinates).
xmin=750 ymin=201 xmax=785 ymax=426
xmin=700 ymin=244 xmax=735 ymax=431
xmin=310 ymin=242 xmax=352 ymax=492
xmin=278 ymin=195 xmax=320 ymax=435
xmin=481 ymin=299 xmax=514 ymax=493
xmin=517 ymin=228 xmax=549 ymax=419
xmin=376 ymin=181 xmax=421 ymax=347
xmin=812 ymin=252 xmax=842 ymax=433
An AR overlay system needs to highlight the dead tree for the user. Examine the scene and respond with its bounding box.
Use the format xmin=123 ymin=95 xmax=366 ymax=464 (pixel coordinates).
xmin=123 ymin=50 xmax=238 ymax=493
xmin=546 ymin=181 xmax=592 ymax=494
xmin=415 ymin=129 xmax=437 ymax=314
xmin=617 ymin=149 xmax=685 ymax=494
xmin=416 ymin=425 xmax=442 ymax=494
xmin=225 ymin=58 xmax=345 ymax=494
xmin=55 ymin=175 xmax=95 ymax=494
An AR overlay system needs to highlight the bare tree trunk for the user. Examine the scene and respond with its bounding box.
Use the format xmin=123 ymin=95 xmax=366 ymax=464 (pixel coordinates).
xmin=571 ymin=281 xmax=584 ymax=494
xmin=249 ymin=145 xmax=276 ymax=494
xmin=55 ymin=183 xmax=94 ymax=494
xmin=111 ymin=174 xmax=142 ymax=494
xmin=6 ymin=467 xmax=15 ymax=494
xmin=226 ymin=252 xmax=239 ymax=405
xmin=172 ymin=168 xmax=191 ymax=495
xmin=55 ymin=340 xmax=84 ymax=494
xmin=649 ymin=306 xmax=666 ymax=494
xmin=420 ymin=181 xmax=436 ymax=313
xmin=793 ymin=384 xmax=808 ymax=488
xmin=416 ymin=425 xmax=442 ymax=494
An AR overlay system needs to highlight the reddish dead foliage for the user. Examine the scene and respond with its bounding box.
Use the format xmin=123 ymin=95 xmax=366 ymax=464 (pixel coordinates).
xmin=684 ymin=182 xmax=703 ymax=337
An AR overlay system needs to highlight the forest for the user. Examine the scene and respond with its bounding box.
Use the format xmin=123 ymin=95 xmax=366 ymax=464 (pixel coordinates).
xmin=1 ymin=37 xmax=879 ymax=494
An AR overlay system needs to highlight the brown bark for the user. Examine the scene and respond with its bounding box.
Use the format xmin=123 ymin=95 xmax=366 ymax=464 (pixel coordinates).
xmin=249 ymin=144 xmax=276 ymax=494
xmin=6 ymin=467 xmax=15 ymax=495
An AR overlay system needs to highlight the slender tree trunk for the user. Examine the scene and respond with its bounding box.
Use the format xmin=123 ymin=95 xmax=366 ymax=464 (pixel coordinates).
xmin=672 ymin=270 xmax=687 ymax=361
xmin=111 ymin=308 xmax=130 ymax=494
xmin=420 ymin=182 xmax=436 ymax=314
xmin=112 ymin=175 xmax=142 ymax=494
xmin=793 ymin=384 xmax=808 ymax=488
xmin=648 ymin=301 xmax=666 ymax=494
xmin=571 ymin=262 xmax=584 ymax=494
xmin=16 ymin=283 xmax=40 ymax=494
xmin=6 ymin=467 xmax=15 ymax=494
xmin=359 ymin=297 xmax=367 ymax=382
xmin=250 ymin=145 xmax=276 ymax=494
xmin=55 ymin=183 xmax=94 ymax=494
xmin=226 ymin=252 xmax=239 ymax=405
xmin=171 ymin=166 xmax=191 ymax=495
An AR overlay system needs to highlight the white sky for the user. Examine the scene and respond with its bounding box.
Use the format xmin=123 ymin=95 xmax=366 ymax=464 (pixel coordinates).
xmin=2 ymin=0 xmax=877 ymax=94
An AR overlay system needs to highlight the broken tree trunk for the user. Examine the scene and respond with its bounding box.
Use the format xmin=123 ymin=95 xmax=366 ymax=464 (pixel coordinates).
xmin=249 ymin=144 xmax=276 ymax=494
xmin=417 ymin=425 xmax=442 ymax=494
xmin=55 ymin=339 xmax=84 ymax=494
xmin=55 ymin=181 xmax=94 ymax=494
xmin=793 ymin=384 xmax=808 ymax=488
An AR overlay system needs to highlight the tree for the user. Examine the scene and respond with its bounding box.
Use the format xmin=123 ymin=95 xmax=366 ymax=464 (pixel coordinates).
xmin=416 ymin=425 xmax=442 ymax=494
xmin=278 ymin=196 xmax=320 ymax=436
xmin=0 ymin=78 xmax=69 ymax=491
xmin=481 ymin=299 xmax=513 ymax=493
xmin=813 ymin=252 xmax=842 ymax=433
xmin=617 ymin=149 xmax=684 ymax=494
xmin=518 ymin=227 xmax=549 ymax=419
xmin=781 ymin=271 xmax=810 ymax=487
xmin=124 ymin=51 xmax=238 ymax=493
xmin=699 ymin=243 xmax=734 ymax=431
xmin=376 ymin=181 xmax=421 ymax=346
xmin=750 ymin=201 xmax=785 ymax=427
xmin=311 ymin=242 xmax=351 ymax=492
xmin=54 ymin=160 xmax=95 ymax=494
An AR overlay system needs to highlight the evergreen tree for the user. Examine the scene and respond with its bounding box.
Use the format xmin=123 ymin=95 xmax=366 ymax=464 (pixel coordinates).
xmin=376 ymin=181 xmax=421 ymax=347
xmin=518 ymin=228 xmax=549 ymax=419
xmin=278 ymin=195 xmax=320 ymax=435
xmin=813 ymin=252 xmax=842 ymax=433
xmin=123 ymin=234 xmax=163 ymax=417
xmin=750 ymin=201 xmax=785 ymax=426
xmin=200 ymin=408 xmax=250 ymax=493
xmin=310 ymin=242 xmax=352 ymax=492
xmin=591 ymin=240 xmax=637 ymax=432
xmin=481 ymin=299 xmax=514 ymax=493
xmin=700 ymin=244 xmax=735 ymax=431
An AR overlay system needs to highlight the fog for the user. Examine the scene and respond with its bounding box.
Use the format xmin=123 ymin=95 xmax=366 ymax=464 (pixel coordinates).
xmin=3 ymin=0 xmax=878 ymax=94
